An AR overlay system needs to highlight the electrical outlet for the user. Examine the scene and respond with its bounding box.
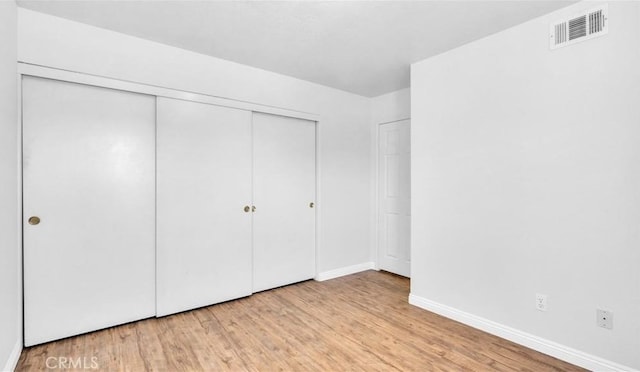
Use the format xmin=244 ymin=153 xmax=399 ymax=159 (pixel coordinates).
xmin=536 ymin=294 xmax=548 ymax=311
xmin=597 ymin=309 xmax=613 ymax=329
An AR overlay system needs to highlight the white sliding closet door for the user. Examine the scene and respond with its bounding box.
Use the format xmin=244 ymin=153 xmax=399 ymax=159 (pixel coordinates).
xmin=23 ymin=77 xmax=156 ymax=346
xmin=252 ymin=113 xmax=316 ymax=292
xmin=156 ymin=98 xmax=253 ymax=316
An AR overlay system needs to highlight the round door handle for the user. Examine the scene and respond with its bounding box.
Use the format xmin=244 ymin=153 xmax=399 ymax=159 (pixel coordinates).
xmin=243 ymin=206 xmax=250 ymax=213
xmin=252 ymin=206 xmax=256 ymax=212
xmin=28 ymin=216 xmax=41 ymax=225
xmin=309 ymin=202 xmax=315 ymax=208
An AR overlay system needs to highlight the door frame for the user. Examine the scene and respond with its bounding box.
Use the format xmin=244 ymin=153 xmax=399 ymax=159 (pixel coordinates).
xmin=373 ymin=118 xmax=411 ymax=274
xmin=17 ymin=63 xmax=322 ymax=339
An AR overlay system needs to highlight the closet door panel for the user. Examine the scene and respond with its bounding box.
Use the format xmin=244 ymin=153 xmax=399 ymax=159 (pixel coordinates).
xmin=23 ymin=77 xmax=156 ymax=346
xmin=252 ymin=113 xmax=316 ymax=292
xmin=157 ymin=98 xmax=252 ymax=316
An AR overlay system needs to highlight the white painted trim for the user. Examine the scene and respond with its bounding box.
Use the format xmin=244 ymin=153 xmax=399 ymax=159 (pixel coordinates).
xmin=408 ymin=294 xmax=636 ymax=372
xmin=2 ymin=338 xmax=22 ymax=372
xmin=17 ymin=63 xmax=321 ymax=122
xmin=314 ymin=119 xmax=322 ymax=280
xmin=378 ymin=117 xmax=411 ymax=126
xmin=315 ymin=262 xmax=375 ymax=282
xmin=15 ymin=70 xmax=23 ymax=372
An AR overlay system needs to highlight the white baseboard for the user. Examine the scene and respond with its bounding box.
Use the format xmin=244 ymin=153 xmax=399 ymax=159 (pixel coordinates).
xmin=408 ymin=294 xmax=635 ymax=372
xmin=2 ymin=338 xmax=22 ymax=372
xmin=315 ymin=262 xmax=375 ymax=282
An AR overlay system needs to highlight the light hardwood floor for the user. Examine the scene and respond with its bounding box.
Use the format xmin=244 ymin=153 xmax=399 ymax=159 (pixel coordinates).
xmin=16 ymin=270 xmax=584 ymax=371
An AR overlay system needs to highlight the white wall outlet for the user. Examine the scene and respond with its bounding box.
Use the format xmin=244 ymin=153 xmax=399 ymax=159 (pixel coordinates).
xmin=597 ymin=309 xmax=613 ymax=329
xmin=536 ymin=293 xmax=548 ymax=311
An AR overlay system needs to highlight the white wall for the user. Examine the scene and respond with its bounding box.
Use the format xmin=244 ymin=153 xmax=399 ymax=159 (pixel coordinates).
xmin=371 ymin=88 xmax=410 ymax=125
xmin=411 ymin=1 xmax=640 ymax=370
xmin=370 ymin=88 xmax=410 ymax=265
xmin=17 ymin=8 xmax=373 ymax=275
xmin=0 ymin=1 xmax=21 ymax=371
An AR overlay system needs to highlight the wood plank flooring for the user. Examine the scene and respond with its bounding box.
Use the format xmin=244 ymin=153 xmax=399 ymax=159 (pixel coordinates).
xmin=16 ymin=270 xmax=584 ymax=371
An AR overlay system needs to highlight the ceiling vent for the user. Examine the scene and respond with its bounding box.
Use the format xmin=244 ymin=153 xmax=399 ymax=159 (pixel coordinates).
xmin=550 ymin=4 xmax=608 ymax=50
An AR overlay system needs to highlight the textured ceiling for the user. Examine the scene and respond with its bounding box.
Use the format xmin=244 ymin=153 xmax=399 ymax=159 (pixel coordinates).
xmin=17 ymin=0 xmax=575 ymax=97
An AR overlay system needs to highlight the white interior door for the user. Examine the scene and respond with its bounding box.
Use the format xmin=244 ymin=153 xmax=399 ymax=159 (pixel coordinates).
xmin=156 ymin=98 xmax=253 ymax=316
xmin=23 ymin=77 xmax=156 ymax=346
xmin=378 ymin=120 xmax=411 ymax=277
xmin=252 ymin=113 xmax=316 ymax=292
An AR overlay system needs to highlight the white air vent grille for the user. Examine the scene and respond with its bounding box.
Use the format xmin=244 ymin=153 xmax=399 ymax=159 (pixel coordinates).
xmin=550 ymin=5 xmax=608 ymax=50
xmin=568 ymin=15 xmax=587 ymax=40
xmin=590 ymin=9 xmax=604 ymax=34
xmin=554 ymin=22 xmax=567 ymax=45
